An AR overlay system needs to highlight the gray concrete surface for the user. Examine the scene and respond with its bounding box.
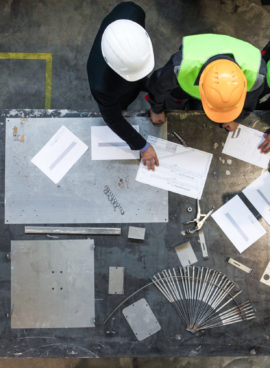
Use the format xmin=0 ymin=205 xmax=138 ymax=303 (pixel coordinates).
xmin=1 ymin=0 xmax=270 ymax=366
xmin=0 ymin=0 xmax=270 ymax=111
xmin=0 ymin=356 xmax=270 ymax=367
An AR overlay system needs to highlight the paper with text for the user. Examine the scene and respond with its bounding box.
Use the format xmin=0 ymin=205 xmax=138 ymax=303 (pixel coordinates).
xmin=222 ymin=124 xmax=270 ymax=168
xmin=135 ymin=136 xmax=213 ymax=199
xmin=31 ymin=126 xmax=88 ymax=184
xmin=91 ymin=125 xmax=140 ymax=160
xmin=243 ymin=171 xmax=270 ymax=225
xmin=212 ymin=195 xmax=266 ymax=253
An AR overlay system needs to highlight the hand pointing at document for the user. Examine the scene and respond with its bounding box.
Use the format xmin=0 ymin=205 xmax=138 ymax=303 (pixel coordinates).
xmin=140 ymin=144 xmax=159 ymax=171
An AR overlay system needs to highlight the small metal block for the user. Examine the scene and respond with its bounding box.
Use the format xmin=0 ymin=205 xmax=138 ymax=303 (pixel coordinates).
xmin=128 ymin=226 xmax=146 ymax=240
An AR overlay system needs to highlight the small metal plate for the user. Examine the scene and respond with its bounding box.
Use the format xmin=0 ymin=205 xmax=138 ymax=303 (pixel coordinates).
xmin=122 ymin=298 xmax=161 ymax=341
xmin=128 ymin=226 xmax=146 ymax=240
xmin=198 ymin=230 xmax=208 ymax=259
xmin=108 ymin=267 xmax=124 ymax=295
xmin=11 ymin=239 xmax=95 ymax=328
xmin=175 ymin=241 xmax=198 ymax=267
xmin=260 ymin=261 xmax=270 ymax=286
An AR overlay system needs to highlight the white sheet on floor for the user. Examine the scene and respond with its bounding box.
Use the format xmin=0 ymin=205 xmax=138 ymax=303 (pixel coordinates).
xmin=136 ymin=136 xmax=213 ymax=199
xmin=212 ymin=195 xmax=266 ymax=253
xmin=243 ymin=171 xmax=270 ymax=225
xmin=31 ymin=125 xmax=88 ymax=184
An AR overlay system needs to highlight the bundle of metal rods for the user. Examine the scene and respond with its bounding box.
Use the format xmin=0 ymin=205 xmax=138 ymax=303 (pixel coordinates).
xmin=152 ymin=266 xmax=255 ymax=333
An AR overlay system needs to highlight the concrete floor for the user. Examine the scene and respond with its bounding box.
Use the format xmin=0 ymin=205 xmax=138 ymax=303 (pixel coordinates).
xmin=0 ymin=357 xmax=269 ymax=368
xmin=1 ymin=0 xmax=270 ymax=366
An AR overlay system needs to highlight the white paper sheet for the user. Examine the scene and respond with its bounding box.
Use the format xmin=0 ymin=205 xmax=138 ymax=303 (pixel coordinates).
xmin=222 ymin=124 xmax=270 ymax=168
xmin=243 ymin=171 xmax=270 ymax=225
xmin=91 ymin=125 xmax=140 ymax=160
xmin=31 ymin=126 xmax=88 ymax=184
xmin=135 ymin=136 xmax=213 ymax=199
xmin=212 ymin=195 xmax=266 ymax=253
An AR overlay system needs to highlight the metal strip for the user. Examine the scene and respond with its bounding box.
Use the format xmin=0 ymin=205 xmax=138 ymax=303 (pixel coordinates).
xmin=226 ymin=257 xmax=253 ymax=274
xmin=25 ymin=226 xmax=121 ymax=235
xmin=198 ymin=230 xmax=208 ymax=259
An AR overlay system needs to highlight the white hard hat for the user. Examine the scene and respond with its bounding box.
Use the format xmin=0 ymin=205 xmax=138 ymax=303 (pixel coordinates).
xmin=101 ymin=19 xmax=154 ymax=82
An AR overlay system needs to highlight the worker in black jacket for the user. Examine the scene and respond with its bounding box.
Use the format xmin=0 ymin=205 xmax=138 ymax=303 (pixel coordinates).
xmin=87 ymin=2 xmax=158 ymax=170
xmin=147 ymin=34 xmax=270 ymax=153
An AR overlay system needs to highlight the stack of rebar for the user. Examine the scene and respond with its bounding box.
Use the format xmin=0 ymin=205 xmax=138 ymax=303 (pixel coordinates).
xmin=152 ymin=266 xmax=255 ymax=333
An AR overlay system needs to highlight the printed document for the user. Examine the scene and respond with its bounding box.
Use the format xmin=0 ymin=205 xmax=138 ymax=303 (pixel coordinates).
xmin=243 ymin=171 xmax=270 ymax=225
xmin=91 ymin=125 xmax=140 ymax=160
xmin=135 ymin=136 xmax=213 ymax=199
xmin=31 ymin=126 xmax=88 ymax=184
xmin=222 ymin=124 xmax=270 ymax=168
xmin=212 ymin=195 xmax=266 ymax=253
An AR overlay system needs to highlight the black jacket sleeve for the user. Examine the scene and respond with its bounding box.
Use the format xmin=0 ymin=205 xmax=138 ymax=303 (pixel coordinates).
xmin=147 ymin=55 xmax=180 ymax=114
xmin=91 ymin=89 xmax=147 ymax=150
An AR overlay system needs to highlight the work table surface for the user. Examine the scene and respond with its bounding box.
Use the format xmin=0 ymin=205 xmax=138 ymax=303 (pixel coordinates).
xmin=0 ymin=109 xmax=269 ymax=358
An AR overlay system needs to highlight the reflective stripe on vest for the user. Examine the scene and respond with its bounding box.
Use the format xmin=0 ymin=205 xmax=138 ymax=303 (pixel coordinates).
xmin=177 ymin=34 xmax=261 ymax=99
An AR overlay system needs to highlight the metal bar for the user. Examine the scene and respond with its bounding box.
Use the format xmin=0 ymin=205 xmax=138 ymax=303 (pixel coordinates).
xmin=25 ymin=226 xmax=121 ymax=235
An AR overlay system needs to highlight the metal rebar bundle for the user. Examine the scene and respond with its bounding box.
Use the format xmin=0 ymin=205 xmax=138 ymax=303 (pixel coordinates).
xmin=152 ymin=266 xmax=255 ymax=333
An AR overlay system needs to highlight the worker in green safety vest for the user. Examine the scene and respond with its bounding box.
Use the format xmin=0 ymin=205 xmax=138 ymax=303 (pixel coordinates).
xmin=147 ymin=34 xmax=270 ymax=158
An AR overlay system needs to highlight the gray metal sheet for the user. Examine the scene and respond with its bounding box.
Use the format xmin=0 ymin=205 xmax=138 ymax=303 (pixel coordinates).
xmin=108 ymin=266 xmax=124 ymax=295
xmin=11 ymin=239 xmax=95 ymax=328
xmin=5 ymin=117 xmax=168 ymax=224
xmin=122 ymin=298 xmax=161 ymax=341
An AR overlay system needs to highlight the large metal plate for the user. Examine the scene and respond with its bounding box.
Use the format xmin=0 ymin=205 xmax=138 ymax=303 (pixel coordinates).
xmin=5 ymin=117 xmax=168 ymax=224
xmin=11 ymin=239 xmax=95 ymax=328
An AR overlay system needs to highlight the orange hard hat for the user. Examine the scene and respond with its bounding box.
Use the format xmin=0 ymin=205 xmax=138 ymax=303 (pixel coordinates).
xmin=199 ymin=59 xmax=247 ymax=123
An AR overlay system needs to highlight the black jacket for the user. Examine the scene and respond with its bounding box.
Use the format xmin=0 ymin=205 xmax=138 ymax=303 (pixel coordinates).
xmin=87 ymin=2 xmax=147 ymax=150
xmin=147 ymin=46 xmax=268 ymax=121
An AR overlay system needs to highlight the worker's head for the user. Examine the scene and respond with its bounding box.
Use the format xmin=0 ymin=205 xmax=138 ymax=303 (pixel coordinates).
xmin=101 ymin=19 xmax=154 ymax=82
xmin=199 ymin=59 xmax=247 ymax=123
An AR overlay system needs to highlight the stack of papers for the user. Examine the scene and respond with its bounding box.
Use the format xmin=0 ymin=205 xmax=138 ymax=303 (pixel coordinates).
xmin=136 ymin=136 xmax=213 ymax=199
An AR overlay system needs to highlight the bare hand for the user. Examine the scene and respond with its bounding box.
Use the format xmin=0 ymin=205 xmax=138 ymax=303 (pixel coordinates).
xmin=140 ymin=144 xmax=159 ymax=171
xmin=222 ymin=121 xmax=239 ymax=131
xmin=150 ymin=110 xmax=166 ymax=124
xmin=258 ymin=134 xmax=270 ymax=154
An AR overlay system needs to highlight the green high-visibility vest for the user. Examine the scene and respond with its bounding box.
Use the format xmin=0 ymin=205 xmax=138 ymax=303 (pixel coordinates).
xmin=177 ymin=34 xmax=261 ymax=99
xmin=267 ymin=61 xmax=270 ymax=88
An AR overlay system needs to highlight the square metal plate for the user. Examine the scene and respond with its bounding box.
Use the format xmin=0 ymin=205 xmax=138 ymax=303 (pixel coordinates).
xmin=11 ymin=239 xmax=95 ymax=328
xmin=122 ymin=298 xmax=161 ymax=341
xmin=5 ymin=116 xmax=168 ymax=224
